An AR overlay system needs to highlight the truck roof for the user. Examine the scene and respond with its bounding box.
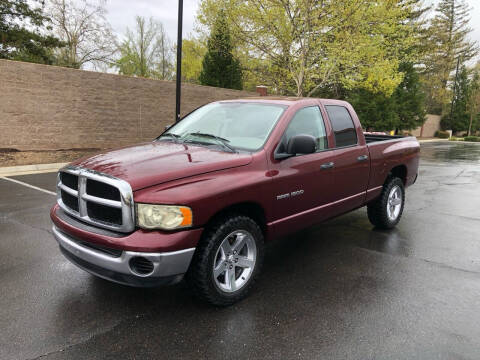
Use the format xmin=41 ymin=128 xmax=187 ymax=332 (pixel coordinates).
xmin=218 ymin=97 xmax=349 ymax=107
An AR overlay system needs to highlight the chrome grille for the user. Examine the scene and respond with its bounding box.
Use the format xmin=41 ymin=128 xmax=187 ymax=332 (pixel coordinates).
xmin=56 ymin=166 xmax=135 ymax=233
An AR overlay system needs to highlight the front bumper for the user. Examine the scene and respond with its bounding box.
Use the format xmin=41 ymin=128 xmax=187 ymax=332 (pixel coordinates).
xmin=53 ymin=226 xmax=195 ymax=287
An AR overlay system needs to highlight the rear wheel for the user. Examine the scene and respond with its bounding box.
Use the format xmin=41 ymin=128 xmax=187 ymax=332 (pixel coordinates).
xmin=367 ymin=177 xmax=405 ymax=229
xmin=186 ymin=214 xmax=264 ymax=306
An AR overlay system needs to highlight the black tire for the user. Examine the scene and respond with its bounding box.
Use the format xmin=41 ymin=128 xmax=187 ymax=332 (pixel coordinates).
xmin=186 ymin=214 xmax=264 ymax=306
xmin=367 ymin=177 xmax=405 ymax=229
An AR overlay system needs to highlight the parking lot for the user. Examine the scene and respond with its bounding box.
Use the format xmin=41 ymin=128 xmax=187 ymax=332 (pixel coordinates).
xmin=1 ymin=141 xmax=480 ymax=360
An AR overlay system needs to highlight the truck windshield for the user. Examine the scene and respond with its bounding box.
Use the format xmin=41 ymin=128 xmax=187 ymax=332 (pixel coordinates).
xmin=162 ymin=102 xmax=287 ymax=151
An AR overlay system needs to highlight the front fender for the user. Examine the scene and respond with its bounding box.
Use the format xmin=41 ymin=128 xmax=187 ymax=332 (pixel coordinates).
xmin=133 ymin=162 xmax=273 ymax=229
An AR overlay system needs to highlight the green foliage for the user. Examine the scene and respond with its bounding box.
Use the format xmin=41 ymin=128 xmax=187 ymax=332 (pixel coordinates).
xmin=467 ymin=68 xmax=480 ymax=135
xmin=182 ymin=38 xmax=206 ymax=84
xmin=199 ymin=10 xmax=242 ymax=90
xmin=347 ymin=90 xmax=398 ymax=132
xmin=463 ymin=136 xmax=480 ymax=142
xmin=435 ymin=130 xmax=451 ymax=138
xmin=423 ymin=0 xmax=478 ymax=114
xmin=114 ymin=16 xmax=174 ymax=79
xmin=441 ymin=66 xmax=471 ymax=132
xmin=347 ymin=63 xmax=426 ymax=131
xmin=197 ymin=0 xmax=427 ymax=97
xmin=392 ymin=62 xmax=427 ymax=130
xmin=0 ymin=0 xmax=63 ymax=64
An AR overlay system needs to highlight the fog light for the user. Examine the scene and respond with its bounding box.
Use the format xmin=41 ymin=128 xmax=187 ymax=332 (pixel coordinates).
xmin=129 ymin=256 xmax=154 ymax=276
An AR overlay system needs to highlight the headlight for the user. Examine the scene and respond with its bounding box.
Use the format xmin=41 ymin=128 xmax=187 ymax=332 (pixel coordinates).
xmin=136 ymin=204 xmax=193 ymax=230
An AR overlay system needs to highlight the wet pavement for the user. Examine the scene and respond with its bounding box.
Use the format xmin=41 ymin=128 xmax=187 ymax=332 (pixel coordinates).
xmin=1 ymin=141 xmax=479 ymax=359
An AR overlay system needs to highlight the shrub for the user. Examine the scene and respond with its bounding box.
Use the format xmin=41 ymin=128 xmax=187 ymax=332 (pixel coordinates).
xmin=434 ymin=130 xmax=450 ymax=139
xmin=463 ymin=136 xmax=480 ymax=142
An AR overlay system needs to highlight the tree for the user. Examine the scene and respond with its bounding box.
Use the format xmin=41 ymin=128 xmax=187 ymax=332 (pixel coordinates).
xmin=47 ymin=0 xmax=116 ymax=69
xmin=441 ymin=65 xmax=470 ymax=132
xmin=393 ymin=62 xmax=427 ymax=131
xmin=181 ymin=37 xmax=206 ymax=84
xmin=348 ymin=63 xmax=426 ymax=132
xmin=199 ymin=9 xmax=242 ymax=89
xmin=197 ymin=0 xmax=427 ymax=97
xmin=0 ymin=0 xmax=63 ymax=64
xmin=423 ymin=0 xmax=478 ymax=114
xmin=114 ymin=16 xmax=174 ymax=80
xmin=467 ymin=66 xmax=480 ymax=135
xmin=347 ymin=89 xmax=400 ymax=132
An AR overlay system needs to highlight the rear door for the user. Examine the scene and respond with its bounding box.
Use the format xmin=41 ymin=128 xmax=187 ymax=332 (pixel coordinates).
xmin=323 ymin=103 xmax=370 ymax=212
xmin=268 ymin=105 xmax=336 ymax=233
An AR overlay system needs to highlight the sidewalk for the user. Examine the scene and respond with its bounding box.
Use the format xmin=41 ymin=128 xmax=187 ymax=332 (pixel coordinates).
xmin=0 ymin=163 xmax=67 ymax=177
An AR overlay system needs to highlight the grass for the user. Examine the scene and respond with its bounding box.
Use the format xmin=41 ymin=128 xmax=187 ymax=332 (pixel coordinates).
xmin=448 ymin=136 xmax=480 ymax=142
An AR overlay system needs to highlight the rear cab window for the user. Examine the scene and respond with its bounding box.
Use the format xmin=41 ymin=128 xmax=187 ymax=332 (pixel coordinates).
xmin=325 ymin=105 xmax=357 ymax=147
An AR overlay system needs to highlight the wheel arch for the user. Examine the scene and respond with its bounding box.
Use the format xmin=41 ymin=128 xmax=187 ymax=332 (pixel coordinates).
xmin=204 ymin=201 xmax=267 ymax=236
xmin=388 ymin=164 xmax=408 ymax=185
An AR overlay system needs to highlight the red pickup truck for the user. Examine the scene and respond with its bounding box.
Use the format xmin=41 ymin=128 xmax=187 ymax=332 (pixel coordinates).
xmin=51 ymin=98 xmax=419 ymax=306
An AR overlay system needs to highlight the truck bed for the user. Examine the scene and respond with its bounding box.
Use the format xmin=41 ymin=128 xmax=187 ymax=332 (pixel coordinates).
xmin=364 ymin=133 xmax=420 ymax=193
xmin=364 ymin=133 xmax=407 ymax=144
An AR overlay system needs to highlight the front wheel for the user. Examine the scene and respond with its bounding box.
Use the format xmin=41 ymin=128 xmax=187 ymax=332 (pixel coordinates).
xmin=186 ymin=214 xmax=264 ymax=306
xmin=367 ymin=177 xmax=405 ymax=229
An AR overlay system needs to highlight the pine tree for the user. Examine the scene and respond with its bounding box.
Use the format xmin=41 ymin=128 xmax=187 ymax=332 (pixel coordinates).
xmin=393 ymin=62 xmax=426 ymax=131
xmin=347 ymin=90 xmax=399 ymax=132
xmin=441 ymin=65 xmax=471 ymax=132
xmin=467 ymin=69 xmax=480 ymax=135
xmin=347 ymin=63 xmax=426 ymax=132
xmin=199 ymin=9 xmax=242 ymax=90
xmin=423 ymin=0 xmax=478 ymax=114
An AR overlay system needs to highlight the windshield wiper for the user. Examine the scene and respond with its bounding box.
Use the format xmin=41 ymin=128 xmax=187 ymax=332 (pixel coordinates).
xmin=182 ymin=132 xmax=237 ymax=153
xmin=156 ymin=133 xmax=180 ymax=143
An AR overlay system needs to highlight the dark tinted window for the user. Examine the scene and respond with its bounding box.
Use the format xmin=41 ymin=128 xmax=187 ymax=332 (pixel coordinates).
xmin=282 ymin=106 xmax=328 ymax=152
xmin=325 ymin=105 xmax=357 ymax=147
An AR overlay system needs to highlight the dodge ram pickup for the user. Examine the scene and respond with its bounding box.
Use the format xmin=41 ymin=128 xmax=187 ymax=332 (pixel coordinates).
xmin=51 ymin=98 xmax=420 ymax=306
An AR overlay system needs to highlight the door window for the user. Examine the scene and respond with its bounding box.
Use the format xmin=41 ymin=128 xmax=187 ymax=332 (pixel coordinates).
xmin=325 ymin=105 xmax=357 ymax=147
xmin=280 ymin=106 xmax=328 ymax=153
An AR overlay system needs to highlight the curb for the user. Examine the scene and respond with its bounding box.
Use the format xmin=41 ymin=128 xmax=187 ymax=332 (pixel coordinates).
xmin=0 ymin=162 xmax=67 ymax=177
xmin=448 ymin=140 xmax=480 ymax=144
xmin=418 ymin=139 xmax=448 ymax=143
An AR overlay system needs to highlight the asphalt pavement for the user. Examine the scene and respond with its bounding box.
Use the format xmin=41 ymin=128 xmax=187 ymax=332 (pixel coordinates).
xmin=1 ymin=141 xmax=479 ymax=360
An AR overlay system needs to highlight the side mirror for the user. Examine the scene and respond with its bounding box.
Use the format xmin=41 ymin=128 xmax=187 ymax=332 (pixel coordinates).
xmin=274 ymin=134 xmax=316 ymax=160
xmin=287 ymin=134 xmax=316 ymax=155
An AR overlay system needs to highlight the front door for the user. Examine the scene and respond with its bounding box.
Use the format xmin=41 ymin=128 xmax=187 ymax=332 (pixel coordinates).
xmin=268 ymin=105 xmax=336 ymax=235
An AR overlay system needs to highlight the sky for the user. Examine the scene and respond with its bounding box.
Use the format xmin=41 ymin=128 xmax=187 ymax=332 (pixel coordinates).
xmin=104 ymin=0 xmax=200 ymax=41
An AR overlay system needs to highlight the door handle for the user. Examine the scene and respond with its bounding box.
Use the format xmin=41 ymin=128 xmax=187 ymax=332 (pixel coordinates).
xmin=357 ymin=155 xmax=369 ymax=162
xmin=321 ymin=162 xmax=334 ymax=169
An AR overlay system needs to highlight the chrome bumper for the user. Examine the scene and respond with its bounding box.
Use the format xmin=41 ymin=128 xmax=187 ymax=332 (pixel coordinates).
xmin=53 ymin=226 xmax=195 ymax=287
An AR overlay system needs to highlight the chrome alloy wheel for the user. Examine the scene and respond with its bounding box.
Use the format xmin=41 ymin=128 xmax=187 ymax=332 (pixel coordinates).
xmin=387 ymin=185 xmax=402 ymax=221
xmin=213 ymin=230 xmax=257 ymax=293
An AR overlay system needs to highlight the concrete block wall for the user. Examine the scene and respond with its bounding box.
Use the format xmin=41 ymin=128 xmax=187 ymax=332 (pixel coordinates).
xmin=0 ymin=60 xmax=255 ymax=151
xmin=411 ymin=114 xmax=441 ymax=138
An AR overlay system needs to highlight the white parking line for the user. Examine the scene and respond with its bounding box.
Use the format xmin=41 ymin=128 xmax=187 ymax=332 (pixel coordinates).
xmin=0 ymin=177 xmax=56 ymax=196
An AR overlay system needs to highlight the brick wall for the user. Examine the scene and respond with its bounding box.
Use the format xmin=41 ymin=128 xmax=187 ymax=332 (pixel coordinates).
xmin=0 ymin=60 xmax=255 ymax=151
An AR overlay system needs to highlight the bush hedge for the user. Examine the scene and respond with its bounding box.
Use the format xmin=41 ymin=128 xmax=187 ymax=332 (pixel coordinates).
xmin=463 ymin=136 xmax=480 ymax=142
xmin=434 ymin=130 xmax=450 ymax=139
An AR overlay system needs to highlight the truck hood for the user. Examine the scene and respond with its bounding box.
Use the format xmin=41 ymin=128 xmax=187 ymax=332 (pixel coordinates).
xmin=71 ymin=141 xmax=253 ymax=191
